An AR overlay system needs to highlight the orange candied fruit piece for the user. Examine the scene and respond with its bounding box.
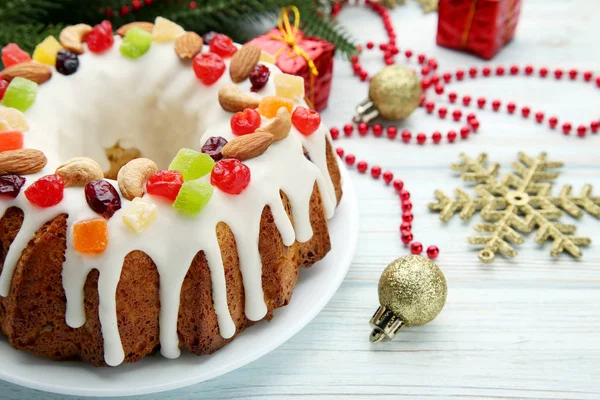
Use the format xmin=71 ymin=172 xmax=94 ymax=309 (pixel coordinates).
xmin=257 ymin=96 xmax=294 ymax=119
xmin=0 ymin=131 xmax=23 ymax=152
xmin=73 ymin=218 xmax=108 ymax=254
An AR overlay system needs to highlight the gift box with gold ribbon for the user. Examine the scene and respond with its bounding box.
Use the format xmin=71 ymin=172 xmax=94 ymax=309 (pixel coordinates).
xmin=246 ymin=7 xmax=336 ymax=111
xmin=436 ymin=0 xmax=521 ymax=60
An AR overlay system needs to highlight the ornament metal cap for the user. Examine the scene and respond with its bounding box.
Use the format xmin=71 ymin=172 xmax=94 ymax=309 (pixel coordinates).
xmin=354 ymin=65 xmax=422 ymax=123
xmin=369 ymin=255 xmax=447 ymax=342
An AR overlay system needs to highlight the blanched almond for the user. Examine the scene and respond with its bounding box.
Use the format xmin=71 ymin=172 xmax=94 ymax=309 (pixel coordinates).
xmin=221 ymin=132 xmax=274 ymax=161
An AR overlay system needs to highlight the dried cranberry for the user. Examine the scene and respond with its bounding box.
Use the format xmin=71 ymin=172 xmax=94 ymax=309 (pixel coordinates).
xmin=85 ymin=179 xmax=122 ymax=219
xmin=249 ymin=64 xmax=270 ymax=92
xmin=210 ymin=159 xmax=251 ymax=195
xmin=56 ymin=50 xmax=79 ymax=75
xmin=201 ymin=136 xmax=228 ymax=161
xmin=25 ymin=174 xmax=64 ymax=208
xmin=146 ymin=170 xmax=183 ymax=202
xmin=0 ymin=175 xmax=26 ymax=199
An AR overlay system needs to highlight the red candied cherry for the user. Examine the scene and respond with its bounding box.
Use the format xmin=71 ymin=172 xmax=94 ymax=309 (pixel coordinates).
xmin=0 ymin=79 xmax=9 ymax=101
xmin=1 ymin=43 xmax=31 ymax=68
xmin=410 ymin=241 xmax=423 ymax=255
xmin=0 ymin=175 xmax=26 ymax=199
xmin=193 ymin=53 xmax=226 ymax=85
xmin=292 ymin=106 xmax=321 ymax=136
xmin=231 ymin=108 xmax=261 ymax=135
xmin=25 ymin=174 xmax=65 ymax=208
xmin=201 ymin=136 xmax=228 ymax=161
xmin=146 ymin=170 xmax=184 ymax=201
xmin=249 ymin=64 xmax=270 ymax=92
xmin=85 ymin=179 xmax=122 ymax=219
xmin=427 ymin=245 xmax=439 ymax=259
xmin=211 ymin=159 xmax=251 ymax=195
xmin=209 ymin=34 xmax=237 ymax=58
xmin=86 ymin=20 xmax=114 ymax=54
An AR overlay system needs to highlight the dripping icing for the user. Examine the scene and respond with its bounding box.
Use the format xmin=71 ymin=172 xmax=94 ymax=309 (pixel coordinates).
xmin=0 ymin=37 xmax=337 ymax=366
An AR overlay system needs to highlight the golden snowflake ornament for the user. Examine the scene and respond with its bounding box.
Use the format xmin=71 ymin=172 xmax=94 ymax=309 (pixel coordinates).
xmin=429 ymin=153 xmax=600 ymax=263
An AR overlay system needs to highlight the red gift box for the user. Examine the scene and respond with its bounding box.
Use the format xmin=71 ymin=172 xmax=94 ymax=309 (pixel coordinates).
xmin=436 ymin=0 xmax=521 ymax=60
xmin=247 ymin=27 xmax=335 ymax=111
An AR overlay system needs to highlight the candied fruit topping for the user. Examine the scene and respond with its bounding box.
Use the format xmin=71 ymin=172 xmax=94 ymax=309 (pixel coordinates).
xmin=0 ymin=79 xmax=8 ymax=101
xmin=1 ymin=43 xmax=31 ymax=68
xmin=146 ymin=170 xmax=183 ymax=201
xmin=168 ymin=148 xmax=215 ymax=181
xmin=73 ymin=218 xmax=108 ymax=254
xmin=193 ymin=53 xmax=225 ymax=85
xmin=0 ymin=77 xmax=38 ymax=112
xmin=173 ymin=179 xmax=214 ymax=216
xmin=249 ymin=64 xmax=270 ymax=92
xmin=152 ymin=17 xmax=184 ymax=42
xmin=292 ymin=106 xmax=321 ymax=136
xmin=0 ymin=131 xmax=24 ymax=152
xmin=274 ymin=73 xmax=305 ymax=101
xmin=120 ymin=27 xmax=152 ymax=59
xmin=209 ymin=34 xmax=237 ymax=58
xmin=210 ymin=159 xmax=251 ymax=195
xmin=86 ymin=20 xmax=114 ymax=54
xmin=257 ymin=96 xmax=294 ymax=118
xmin=259 ymin=51 xmax=276 ymax=64
xmin=231 ymin=108 xmax=261 ymax=136
xmin=0 ymin=106 xmax=29 ymax=131
xmin=122 ymin=197 xmax=158 ymax=233
xmin=32 ymin=36 xmax=63 ymax=66
xmin=24 ymin=174 xmax=64 ymax=208
xmin=201 ymin=136 xmax=228 ymax=161
xmin=85 ymin=179 xmax=122 ymax=219
xmin=0 ymin=175 xmax=26 ymax=199
xmin=56 ymin=50 xmax=79 ymax=75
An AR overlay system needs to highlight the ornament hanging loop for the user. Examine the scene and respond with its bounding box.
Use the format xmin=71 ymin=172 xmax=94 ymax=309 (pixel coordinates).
xmin=354 ymin=99 xmax=379 ymax=123
xmin=369 ymin=305 xmax=405 ymax=342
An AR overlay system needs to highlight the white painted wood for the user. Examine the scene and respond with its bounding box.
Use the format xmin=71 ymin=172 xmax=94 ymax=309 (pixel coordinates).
xmin=2 ymin=0 xmax=600 ymax=398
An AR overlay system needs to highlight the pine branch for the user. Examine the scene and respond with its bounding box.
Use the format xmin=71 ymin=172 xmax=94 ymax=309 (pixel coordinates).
xmin=298 ymin=8 xmax=358 ymax=59
xmin=0 ymin=23 xmax=64 ymax=54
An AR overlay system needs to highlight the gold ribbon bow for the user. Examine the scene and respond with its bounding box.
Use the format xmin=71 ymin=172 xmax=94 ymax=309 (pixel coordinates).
xmin=269 ymin=6 xmax=319 ymax=108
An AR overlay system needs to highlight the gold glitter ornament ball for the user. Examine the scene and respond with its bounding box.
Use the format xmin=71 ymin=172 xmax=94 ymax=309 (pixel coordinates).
xmin=379 ymin=255 xmax=447 ymax=326
xmin=369 ymin=65 xmax=422 ymax=120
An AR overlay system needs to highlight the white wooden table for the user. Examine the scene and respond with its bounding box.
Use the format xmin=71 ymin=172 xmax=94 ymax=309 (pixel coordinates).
xmin=2 ymin=0 xmax=600 ymax=398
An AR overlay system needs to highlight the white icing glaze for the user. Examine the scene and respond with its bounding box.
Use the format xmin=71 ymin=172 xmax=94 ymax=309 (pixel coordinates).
xmin=0 ymin=35 xmax=337 ymax=366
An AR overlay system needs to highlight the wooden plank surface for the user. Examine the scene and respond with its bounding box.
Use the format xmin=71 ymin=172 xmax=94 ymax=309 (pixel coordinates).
xmin=2 ymin=0 xmax=600 ymax=398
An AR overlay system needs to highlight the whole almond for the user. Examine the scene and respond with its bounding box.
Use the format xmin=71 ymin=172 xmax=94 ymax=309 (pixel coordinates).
xmin=59 ymin=24 xmax=92 ymax=54
xmin=0 ymin=149 xmax=47 ymax=175
xmin=174 ymin=32 xmax=203 ymax=60
xmin=0 ymin=62 xmax=52 ymax=84
xmin=116 ymin=22 xmax=155 ymax=37
xmin=218 ymin=84 xmax=260 ymax=113
xmin=117 ymin=158 xmax=158 ymax=201
xmin=55 ymin=157 xmax=104 ymax=187
xmin=229 ymin=45 xmax=261 ymax=83
xmin=256 ymin=107 xmax=291 ymax=141
xmin=222 ymin=132 xmax=274 ymax=161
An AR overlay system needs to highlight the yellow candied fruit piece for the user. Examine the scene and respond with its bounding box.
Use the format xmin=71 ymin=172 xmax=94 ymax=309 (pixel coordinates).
xmin=152 ymin=17 xmax=185 ymax=42
xmin=73 ymin=218 xmax=108 ymax=254
xmin=257 ymin=96 xmax=295 ymax=119
xmin=32 ymin=36 xmax=63 ymax=66
xmin=274 ymin=73 xmax=305 ymax=101
xmin=122 ymin=197 xmax=158 ymax=233
xmin=0 ymin=106 xmax=29 ymax=132
xmin=259 ymin=51 xmax=276 ymax=64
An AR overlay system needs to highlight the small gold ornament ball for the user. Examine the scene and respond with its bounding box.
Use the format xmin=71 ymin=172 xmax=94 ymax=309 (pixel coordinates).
xmin=369 ymin=65 xmax=423 ymax=120
xmin=378 ymin=255 xmax=447 ymax=326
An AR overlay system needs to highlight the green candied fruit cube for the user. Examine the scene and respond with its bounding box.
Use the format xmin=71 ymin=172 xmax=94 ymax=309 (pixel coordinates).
xmin=120 ymin=27 xmax=152 ymax=59
xmin=0 ymin=77 xmax=38 ymax=112
xmin=173 ymin=179 xmax=213 ymax=216
xmin=168 ymin=148 xmax=215 ymax=181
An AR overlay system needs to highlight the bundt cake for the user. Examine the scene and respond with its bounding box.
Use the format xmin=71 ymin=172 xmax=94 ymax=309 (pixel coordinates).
xmin=0 ymin=18 xmax=342 ymax=366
